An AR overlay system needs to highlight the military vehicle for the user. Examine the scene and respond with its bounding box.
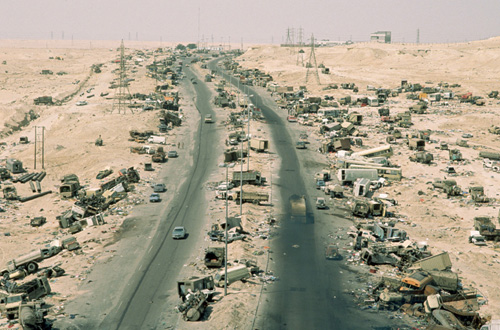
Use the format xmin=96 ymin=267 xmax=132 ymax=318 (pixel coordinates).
xmin=250 ymin=139 xmax=269 ymax=152
xmin=3 ymin=186 xmax=18 ymax=200
xmin=204 ymin=247 xmax=225 ymax=268
xmin=177 ymin=275 xmax=215 ymax=301
xmin=488 ymin=125 xmax=500 ymax=135
xmin=409 ymin=151 xmax=434 ymax=164
xmin=1 ymin=249 xmax=51 ymax=275
xmin=232 ymin=191 xmax=269 ymax=205
xmin=33 ymin=96 xmax=54 ymax=105
xmin=59 ymin=174 xmax=81 ymax=198
xmin=231 ymin=170 xmax=266 ymax=186
xmin=469 ymin=186 xmax=489 ymax=203
xmin=432 ymin=179 xmax=462 ymax=197
xmin=30 ymin=217 xmax=46 ymax=227
xmin=479 ymin=151 xmax=500 ymax=160
xmin=448 ymin=149 xmax=463 ymax=161
xmin=408 ymin=138 xmax=425 ymax=151
xmin=474 ymin=217 xmax=500 ymax=241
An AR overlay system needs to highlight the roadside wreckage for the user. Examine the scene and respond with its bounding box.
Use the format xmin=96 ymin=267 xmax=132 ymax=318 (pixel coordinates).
xmin=57 ymin=167 xmax=140 ymax=230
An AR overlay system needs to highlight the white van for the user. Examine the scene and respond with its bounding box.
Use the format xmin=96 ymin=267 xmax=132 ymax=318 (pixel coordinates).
xmin=214 ymin=264 xmax=251 ymax=287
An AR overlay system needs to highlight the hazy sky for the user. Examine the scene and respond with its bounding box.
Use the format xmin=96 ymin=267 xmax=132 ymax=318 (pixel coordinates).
xmin=1 ymin=0 xmax=500 ymax=44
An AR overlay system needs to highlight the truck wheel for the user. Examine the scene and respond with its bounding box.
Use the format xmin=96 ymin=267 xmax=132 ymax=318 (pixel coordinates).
xmin=252 ymin=200 xmax=259 ymax=205
xmin=235 ymin=200 xmax=240 ymax=205
xmin=228 ymin=196 xmax=233 ymax=200
xmin=26 ymin=262 xmax=38 ymax=274
xmin=186 ymin=308 xmax=201 ymax=321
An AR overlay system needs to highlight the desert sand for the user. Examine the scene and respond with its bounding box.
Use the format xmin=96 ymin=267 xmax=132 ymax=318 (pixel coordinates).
xmin=1 ymin=37 xmax=500 ymax=328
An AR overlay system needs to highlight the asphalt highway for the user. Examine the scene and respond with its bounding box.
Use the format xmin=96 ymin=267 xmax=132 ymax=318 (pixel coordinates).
xmin=211 ymin=58 xmax=406 ymax=330
xmin=54 ymin=63 xmax=220 ymax=329
xmin=101 ymin=65 xmax=220 ymax=329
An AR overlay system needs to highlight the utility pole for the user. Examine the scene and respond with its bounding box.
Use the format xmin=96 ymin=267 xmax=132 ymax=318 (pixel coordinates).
xmin=219 ymin=162 xmax=235 ymax=296
xmin=247 ymin=97 xmax=252 ymax=171
xmin=240 ymin=141 xmax=243 ymax=215
xmin=417 ymin=28 xmax=420 ymax=44
xmin=34 ymin=126 xmax=45 ymax=169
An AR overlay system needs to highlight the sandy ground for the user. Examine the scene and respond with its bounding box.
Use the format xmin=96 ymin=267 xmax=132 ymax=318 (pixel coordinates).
xmin=0 ymin=40 xmax=191 ymax=328
xmin=236 ymin=38 xmax=500 ymax=321
xmin=1 ymin=36 xmax=500 ymax=328
xmin=0 ymin=40 xmax=281 ymax=330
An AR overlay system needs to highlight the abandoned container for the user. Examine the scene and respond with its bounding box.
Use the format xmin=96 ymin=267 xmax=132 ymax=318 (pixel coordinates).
xmin=6 ymin=159 xmax=23 ymax=174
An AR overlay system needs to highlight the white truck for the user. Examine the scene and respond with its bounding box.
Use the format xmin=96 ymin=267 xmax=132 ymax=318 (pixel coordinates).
xmin=469 ymin=230 xmax=487 ymax=246
xmin=147 ymin=135 xmax=166 ymax=144
xmin=337 ymin=168 xmax=378 ymax=185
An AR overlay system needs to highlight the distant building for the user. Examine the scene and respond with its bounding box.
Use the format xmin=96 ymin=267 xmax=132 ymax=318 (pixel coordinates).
xmin=370 ymin=31 xmax=391 ymax=43
xmin=316 ymin=40 xmax=353 ymax=47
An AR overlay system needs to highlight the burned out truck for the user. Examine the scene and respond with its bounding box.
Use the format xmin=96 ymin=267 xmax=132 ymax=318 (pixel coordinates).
xmin=474 ymin=217 xmax=500 ymax=241
xmin=351 ymin=199 xmax=386 ymax=218
xmin=409 ymin=151 xmax=434 ymax=164
xmin=204 ymin=247 xmax=224 ymax=268
xmin=177 ymin=275 xmax=215 ymax=301
xmin=0 ymin=277 xmax=50 ymax=322
xmin=1 ymin=248 xmax=60 ymax=276
xmin=231 ymin=170 xmax=266 ymax=186
xmin=432 ymin=179 xmax=462 ymax=197
xmin=232 ymin=191 xmax=269 ymax=205
xmin=469 ymin=186 xmax=489 ymax=203
xmin=59 ymin=174 xmax=81 ymax=198
xmin=175 ymin=275 xmax=214 ymax=321
xmin=8 ymin=276 xmax=52 ymax=301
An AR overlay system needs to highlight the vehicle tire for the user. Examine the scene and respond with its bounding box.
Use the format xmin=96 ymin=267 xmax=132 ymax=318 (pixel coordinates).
xmin=228 ymin=196 xmax=233 ymax=201
xmin=252 ymin=200 xmax=259 ymax=205
xmin=236 ymin=199 xmax=240 ymax=205
xmin=186 ymin=308 xmax=201 ymax=321
xmin=26 ymin=262 xmax=38 ymax=274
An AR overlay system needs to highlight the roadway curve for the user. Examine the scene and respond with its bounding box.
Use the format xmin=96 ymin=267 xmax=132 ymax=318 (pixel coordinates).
xmin=211 ymin=58 xmax=406 ymax=329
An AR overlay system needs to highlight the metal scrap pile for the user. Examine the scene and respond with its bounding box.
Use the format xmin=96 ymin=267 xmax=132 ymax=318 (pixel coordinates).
xmin=175 ymin=291 xmax=208 ymax=322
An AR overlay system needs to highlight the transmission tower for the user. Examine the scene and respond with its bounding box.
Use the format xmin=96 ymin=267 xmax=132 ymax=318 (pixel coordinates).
xmin=305 ymin=34 xmax=320 ymax=85
xmin=112 ymin=40 xmax=133 ymax=114
xmin=284 ymin=28 xmax=293 ymax=46
xmin=296 ymin=27 xmax=304 ymax=66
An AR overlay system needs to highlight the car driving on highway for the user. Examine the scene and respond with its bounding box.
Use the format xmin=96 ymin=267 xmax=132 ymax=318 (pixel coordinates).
xmin=172 ymin=226 xmax=187 ymax=239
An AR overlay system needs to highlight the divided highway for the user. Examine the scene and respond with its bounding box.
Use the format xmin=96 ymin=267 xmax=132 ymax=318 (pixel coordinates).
xmin=211 ymin=59 xmax=403 ymax=329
